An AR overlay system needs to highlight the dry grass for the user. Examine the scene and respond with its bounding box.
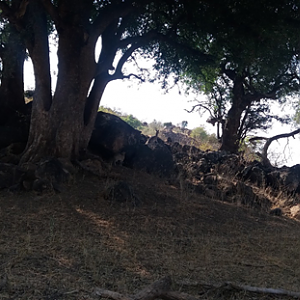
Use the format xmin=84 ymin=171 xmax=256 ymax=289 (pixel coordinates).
xmin=1 ymin=166 xmax=300 ymax=299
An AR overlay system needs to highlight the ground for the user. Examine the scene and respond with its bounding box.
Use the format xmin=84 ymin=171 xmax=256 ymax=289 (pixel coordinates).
xmin=1 ymin=165 xmax=300 ymax=299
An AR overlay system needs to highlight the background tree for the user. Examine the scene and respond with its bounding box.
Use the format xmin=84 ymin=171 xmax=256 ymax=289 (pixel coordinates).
xmin=121 ymin=114 xmax=143 ymax=130
xmin=155 ymin=0 xmax=300 ymax=153
xmin=181 ymin=120 xmax=188 ymax=129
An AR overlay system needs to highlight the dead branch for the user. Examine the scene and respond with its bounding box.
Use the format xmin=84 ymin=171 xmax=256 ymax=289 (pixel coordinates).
xmin=175 ymin=279 xmax=300 ymax=298
xmin=94 ymin=277 xmax=300 ymax=300
xmin=250 ymin=128 xmax=300 ymax=167
xmin=224 ymin=282 xmax=300 ymax=298
xmin=249 ymin=136 xmax=268 ymax=144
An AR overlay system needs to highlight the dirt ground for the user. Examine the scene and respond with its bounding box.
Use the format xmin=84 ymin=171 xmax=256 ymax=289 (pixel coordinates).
xmin=1 ymin=165 xmax=300 ymax=299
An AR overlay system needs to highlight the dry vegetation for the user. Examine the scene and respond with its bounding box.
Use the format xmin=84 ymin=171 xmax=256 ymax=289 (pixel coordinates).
xmin=1 ymin=165 xmax=300 ymax=299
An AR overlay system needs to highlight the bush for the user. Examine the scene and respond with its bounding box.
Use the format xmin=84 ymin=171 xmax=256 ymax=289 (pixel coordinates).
xmin=191 ymin=126 xmax=210 ymax=141
xmin=121 ymin=114 xmax=143 ymax=130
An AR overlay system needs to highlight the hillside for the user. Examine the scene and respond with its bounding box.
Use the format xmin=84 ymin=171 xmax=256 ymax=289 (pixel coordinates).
xmin=1 ymin=164 xmax=300 ymax=300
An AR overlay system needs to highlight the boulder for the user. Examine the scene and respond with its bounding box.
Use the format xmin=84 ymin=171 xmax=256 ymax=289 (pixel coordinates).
xmin=278 ymin=165 xmax=300 ymax=193
xmin=89 ymin=112 xmax=174 ymax=177
xmin=126 ymin=143 xmax=175 ymax=178
xmin=0 ymin=163 xmax=20 ymax=189
xmin=89 ymin=112 xmax=146 ymax=163
xmin=290 ymin=204 xmax=300 ymax=219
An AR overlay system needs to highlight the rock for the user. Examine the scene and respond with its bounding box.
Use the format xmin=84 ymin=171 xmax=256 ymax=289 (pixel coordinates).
xmin=242 ymin=165 xmax=266 ymax=187
xmin=197 ymin=158 xmax=210 ymax=173
xmin=278 ymin=165 xmax=300 ymax=193
xmin=145 ymin=136 xmax=166 ymax=150
xmin=203 ymin=173 xmax=218 ymax=185
xmin=19 ymin=158 xmax=72 ymax=192
xmin=170 ymin=142 xmax=183 ymax=154
xmin=0 ymin=163 xmax=19 ymax=189
xmin=78 ymin=158 xmax=103 ymax=176
xmin=290 ymin=205 xmax=300 ymax=218
xmin=126 ymin=143 xmax=175 ymax=178
xmin=89 ymin=112 xmax=146 ymax=163
xmin=270 ymin=208 xmax=282 ymax=216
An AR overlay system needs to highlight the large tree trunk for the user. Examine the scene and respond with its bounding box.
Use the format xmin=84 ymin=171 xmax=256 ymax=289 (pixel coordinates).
xmin=20 ymin=0 xmax=111 ymax=164
xmin=220 ymin=77 xmax=244 ymax=153
xmin=0 ymin=24 xmax=26 ymax=125
xmin=220 ymin=76 xmax=252 ymax=153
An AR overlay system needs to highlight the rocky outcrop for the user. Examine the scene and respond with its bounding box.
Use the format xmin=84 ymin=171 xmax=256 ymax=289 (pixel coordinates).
xmin=89 ymin=112 xmax=174 ymax=177
xmin=89 ymin=112 xmax=147 ymax=163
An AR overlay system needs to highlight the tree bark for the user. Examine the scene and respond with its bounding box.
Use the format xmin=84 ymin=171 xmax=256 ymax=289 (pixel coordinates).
xmin=220 ymin=76 xmax=246 ymax=153
xmin=18 ymin=0 xmax=121 ymax=164
xmin=0 ymin=24 xmax=26 ymax=125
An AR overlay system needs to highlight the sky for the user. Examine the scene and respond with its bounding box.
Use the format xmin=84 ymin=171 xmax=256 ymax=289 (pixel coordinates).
xmin=23 ymin=52 xmax=300 ymax=167
xmin=102 ymin=81 xmax=300 ymax=167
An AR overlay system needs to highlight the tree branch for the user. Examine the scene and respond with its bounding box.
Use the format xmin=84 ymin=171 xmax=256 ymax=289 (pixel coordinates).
xmin=14 ymin=0 xmax=29 ymax=19
xmin=185 ymin=103 xmax=215 ymax=120
xmin=262 ymin=128 xmax=300 ymax=167
xmin=41 ymin=0 xmax=62 ymax=30
xmin=250 ymin=128 xmax=300 ymax=167
xmin=0 ymin=1 xmax=22 ymax=29
xmin=108 ymin=30 xmax=158 ymax=81
xmin=91 ymin=2 xmax=135 ymax=37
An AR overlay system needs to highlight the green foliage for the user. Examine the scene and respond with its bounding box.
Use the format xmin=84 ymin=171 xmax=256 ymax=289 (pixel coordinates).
xmin=99 ymin=106 xmax=143 ymax=130
xmin=294 ymin=103 xmax=300 ymax=124
xmin=98 ymin=106 xmax=122 ymax=117
xmin=190 ymin=127 xmax=219 ymax=151
xmin=163 ymin=122 xmax=173 ymax=128
xmin=151 ymin=0 xmax=300 ymax=150
xmin=141 ymin=119 xmax=164 ymax=136
xmin=191 ymin=126 xmax=210 ymax=141
xmin=121 ymin=114 xmax=143 ymax=130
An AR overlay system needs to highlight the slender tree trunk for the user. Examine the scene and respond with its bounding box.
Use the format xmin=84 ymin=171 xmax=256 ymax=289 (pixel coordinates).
xmin=0 ymin=25 xmax=26 ymax=125
xmin=19 ymin=0 xmax=54 ymax=163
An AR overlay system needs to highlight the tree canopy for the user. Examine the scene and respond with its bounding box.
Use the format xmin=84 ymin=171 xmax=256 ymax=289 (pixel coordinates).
xmin=0 ymin=0 xmax=299 ymax=166
xmin=156 ymin=0 xmax=300 ymax=152
xmin=0 ymin=0 xmax=217 ymax=163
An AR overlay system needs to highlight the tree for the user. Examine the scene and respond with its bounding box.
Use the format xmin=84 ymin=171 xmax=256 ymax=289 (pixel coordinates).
xmin=218 ymin=63 xmax=299 ymax=153
xmin=190 ymin=126 xmax=209 ymax=141
xmin=0 ymin=21 xmax=26 ymax=125
xmin=159 ymin=0 xmax=300 ymax=153
xmin=181 ymin=120 xmax=188 ymax=129
xmin=0 ymin=0 xmax=213 ymax=165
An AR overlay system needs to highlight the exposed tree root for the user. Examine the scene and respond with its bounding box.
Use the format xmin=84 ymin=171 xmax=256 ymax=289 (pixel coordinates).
xmin=94 ymin=277 xmax=300 ymax=299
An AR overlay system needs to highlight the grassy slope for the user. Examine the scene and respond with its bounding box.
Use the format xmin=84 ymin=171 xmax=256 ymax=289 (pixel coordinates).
xmin=1 ymin=166 xmax=300 ymax=299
